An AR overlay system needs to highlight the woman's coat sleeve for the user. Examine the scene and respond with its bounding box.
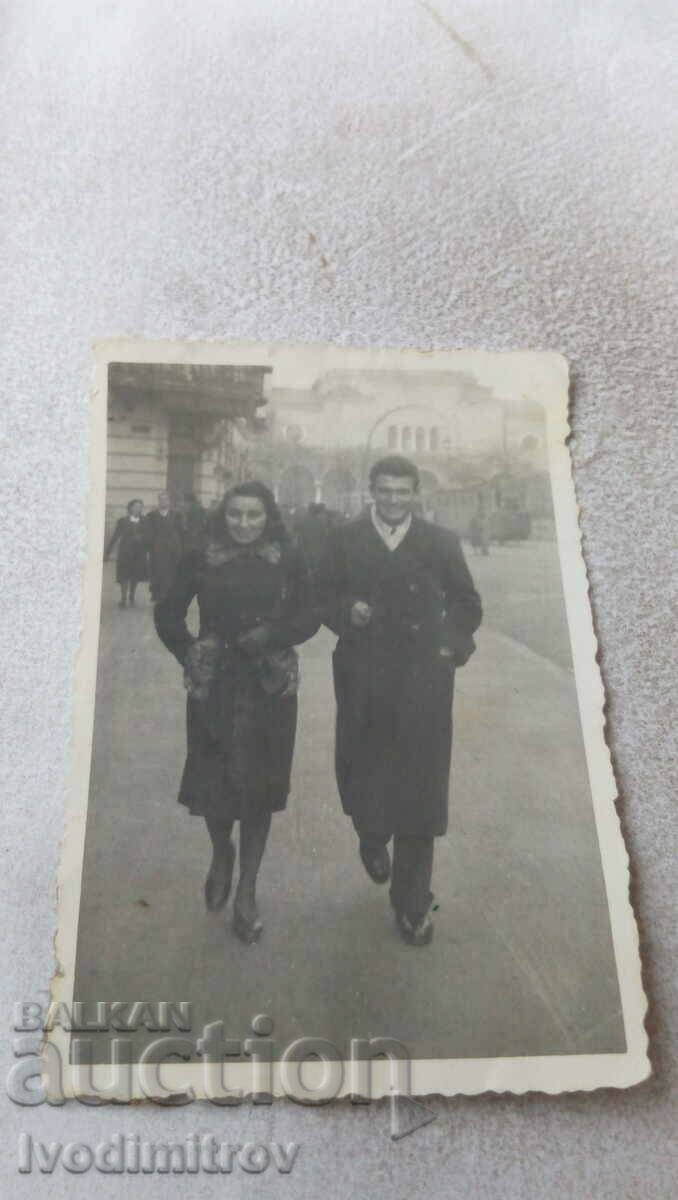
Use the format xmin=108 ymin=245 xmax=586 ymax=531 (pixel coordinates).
xmin=264 ymin=548 xmax=321 ymax=650
xmin=153 ymin=551 xmax=200 ymax=665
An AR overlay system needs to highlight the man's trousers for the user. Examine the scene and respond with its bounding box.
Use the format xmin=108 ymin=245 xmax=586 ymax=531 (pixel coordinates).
xmin=358 ymin=829 xmax=434 ymax=917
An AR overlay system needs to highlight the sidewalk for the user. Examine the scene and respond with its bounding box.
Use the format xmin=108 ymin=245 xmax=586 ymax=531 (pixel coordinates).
xmin=74 ymin=575 xmax=624 ymax=1061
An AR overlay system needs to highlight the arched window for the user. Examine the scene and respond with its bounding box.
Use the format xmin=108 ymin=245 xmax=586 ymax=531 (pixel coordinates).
xmin=387 ymin=425 xmax=398 ymax=449
xmin=402 ymin=426 xmax=412 ymax=451
xmin=415 ymin=426 xmax=425 ymax=452
xmin=429 ymin=427 xmax=439 ymax=453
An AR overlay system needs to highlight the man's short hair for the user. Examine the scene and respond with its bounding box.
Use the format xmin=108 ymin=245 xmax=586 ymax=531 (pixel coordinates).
xmin=369 ymin=456 xmax=420 ymax=490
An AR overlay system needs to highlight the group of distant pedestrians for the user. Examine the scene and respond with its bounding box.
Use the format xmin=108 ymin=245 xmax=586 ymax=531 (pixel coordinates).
xmin=104 ymin=492 xmax=211 ymax=608
xmin=105 ymin=493 xmax=352 ymax=611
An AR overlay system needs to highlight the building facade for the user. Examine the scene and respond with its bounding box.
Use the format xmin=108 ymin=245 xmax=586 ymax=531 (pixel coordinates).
xmin=243 ymin=370 xmax=553 ymax=534
xmin=105 ymin=363 xmax=554 ymax=540
xmin=105 ymin=362 xmax=271 ymax=535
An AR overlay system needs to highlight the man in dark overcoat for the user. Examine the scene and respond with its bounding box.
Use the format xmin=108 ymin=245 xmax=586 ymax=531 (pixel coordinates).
xmin=183 ymin=492 xmax=208 ymax=553
xmin=145 ymin=491 xmax=185 ymax=603
xmin=319 ymin=455 xmax=482 ymax=945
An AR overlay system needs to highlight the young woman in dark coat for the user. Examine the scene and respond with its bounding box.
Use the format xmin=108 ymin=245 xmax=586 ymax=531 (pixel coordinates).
xmin=154 ymin=482 xmax=319 ymax=943
xmin=104 ymin=498 xmax=149 ymax=608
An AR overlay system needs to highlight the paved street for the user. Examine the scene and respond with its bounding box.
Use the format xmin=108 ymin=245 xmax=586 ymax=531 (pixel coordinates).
xmin=74 ymin=542 xmax=625 ymax=1062
xmin=460 ymin=539 xmax=575 ymax=670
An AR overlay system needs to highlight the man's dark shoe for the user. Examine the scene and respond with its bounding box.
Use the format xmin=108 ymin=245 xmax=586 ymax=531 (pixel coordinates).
xmin=395 ymin=908 xmax=434 ymax=947
xmin=359 ymin=841 xmax=391 ymax=884
xmin=204 ymin=842 xmax=236 ymax=912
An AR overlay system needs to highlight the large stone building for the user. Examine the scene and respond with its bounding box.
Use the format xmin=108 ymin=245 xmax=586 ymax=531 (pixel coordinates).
xmin=243 ymin=369 xmax=553 ymax=532
xmin=105 ymin=362 xmax=553 ymax=538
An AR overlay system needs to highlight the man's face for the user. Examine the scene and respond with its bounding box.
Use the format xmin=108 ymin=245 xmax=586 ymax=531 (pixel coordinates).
xmin=371 ymin=474 xmax=417 ymax=526
xmin=158 ymin=492 xmax=170 ymax=509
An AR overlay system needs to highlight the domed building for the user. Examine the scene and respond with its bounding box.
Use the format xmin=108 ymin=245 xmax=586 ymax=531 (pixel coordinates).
xmin=239 ymin=370 xmax=553 ymax=536
xmin=104 ymin=362 xmax=554 ymax=544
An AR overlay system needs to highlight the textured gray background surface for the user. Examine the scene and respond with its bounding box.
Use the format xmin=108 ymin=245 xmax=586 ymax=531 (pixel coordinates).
xmin=1 ymin=0 xmax=676 ymax=1195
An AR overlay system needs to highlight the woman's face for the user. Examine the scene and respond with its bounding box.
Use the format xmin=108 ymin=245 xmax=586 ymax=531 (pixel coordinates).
xmin=130 ymin=501 xmax=144 ymax=518
xmin=225 ymin=496 xmax=268 ymax=545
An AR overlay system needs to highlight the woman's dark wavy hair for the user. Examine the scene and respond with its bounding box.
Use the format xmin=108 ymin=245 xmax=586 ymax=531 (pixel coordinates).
xmin=208 ymin=480 xmax=288 ymax=544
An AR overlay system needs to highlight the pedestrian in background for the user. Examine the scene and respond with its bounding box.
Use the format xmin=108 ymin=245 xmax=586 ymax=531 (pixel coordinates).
xmin=468 ymin=511 xmax=490 ymax=556
xmin=104 ymin=498 xmax=149 ymax=609
xmin=146 ymin=491 xmax=184 ymax=603
xmin=154 ymin=481 xmax=319 ymax=943
xmin=293 ymin=502 xmax=335 ymax=592
xmin=182 ymin=492 xmax=207 ymax=552
xmin=319 ymin=456 xmax=482 ymax=946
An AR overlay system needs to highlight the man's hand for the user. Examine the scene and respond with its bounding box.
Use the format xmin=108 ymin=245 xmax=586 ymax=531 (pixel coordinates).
xmin=350 ymin=601 xmax=373 ymax=629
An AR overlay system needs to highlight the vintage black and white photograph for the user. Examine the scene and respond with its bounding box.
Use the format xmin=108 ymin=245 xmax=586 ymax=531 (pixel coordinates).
xmin=52 ymin=341 xmax=647 ymax=1098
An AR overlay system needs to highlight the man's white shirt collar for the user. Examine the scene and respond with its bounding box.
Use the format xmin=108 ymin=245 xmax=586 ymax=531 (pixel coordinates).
xmin=370 ymin=507 xmax=412 ymax=551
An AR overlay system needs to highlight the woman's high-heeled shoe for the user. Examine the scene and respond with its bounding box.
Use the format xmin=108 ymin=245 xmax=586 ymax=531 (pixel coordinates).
xmin=232 ymin=903 xmax=263 ymax=944
xmin=204 ymin=842 xmax=236 ymax=912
